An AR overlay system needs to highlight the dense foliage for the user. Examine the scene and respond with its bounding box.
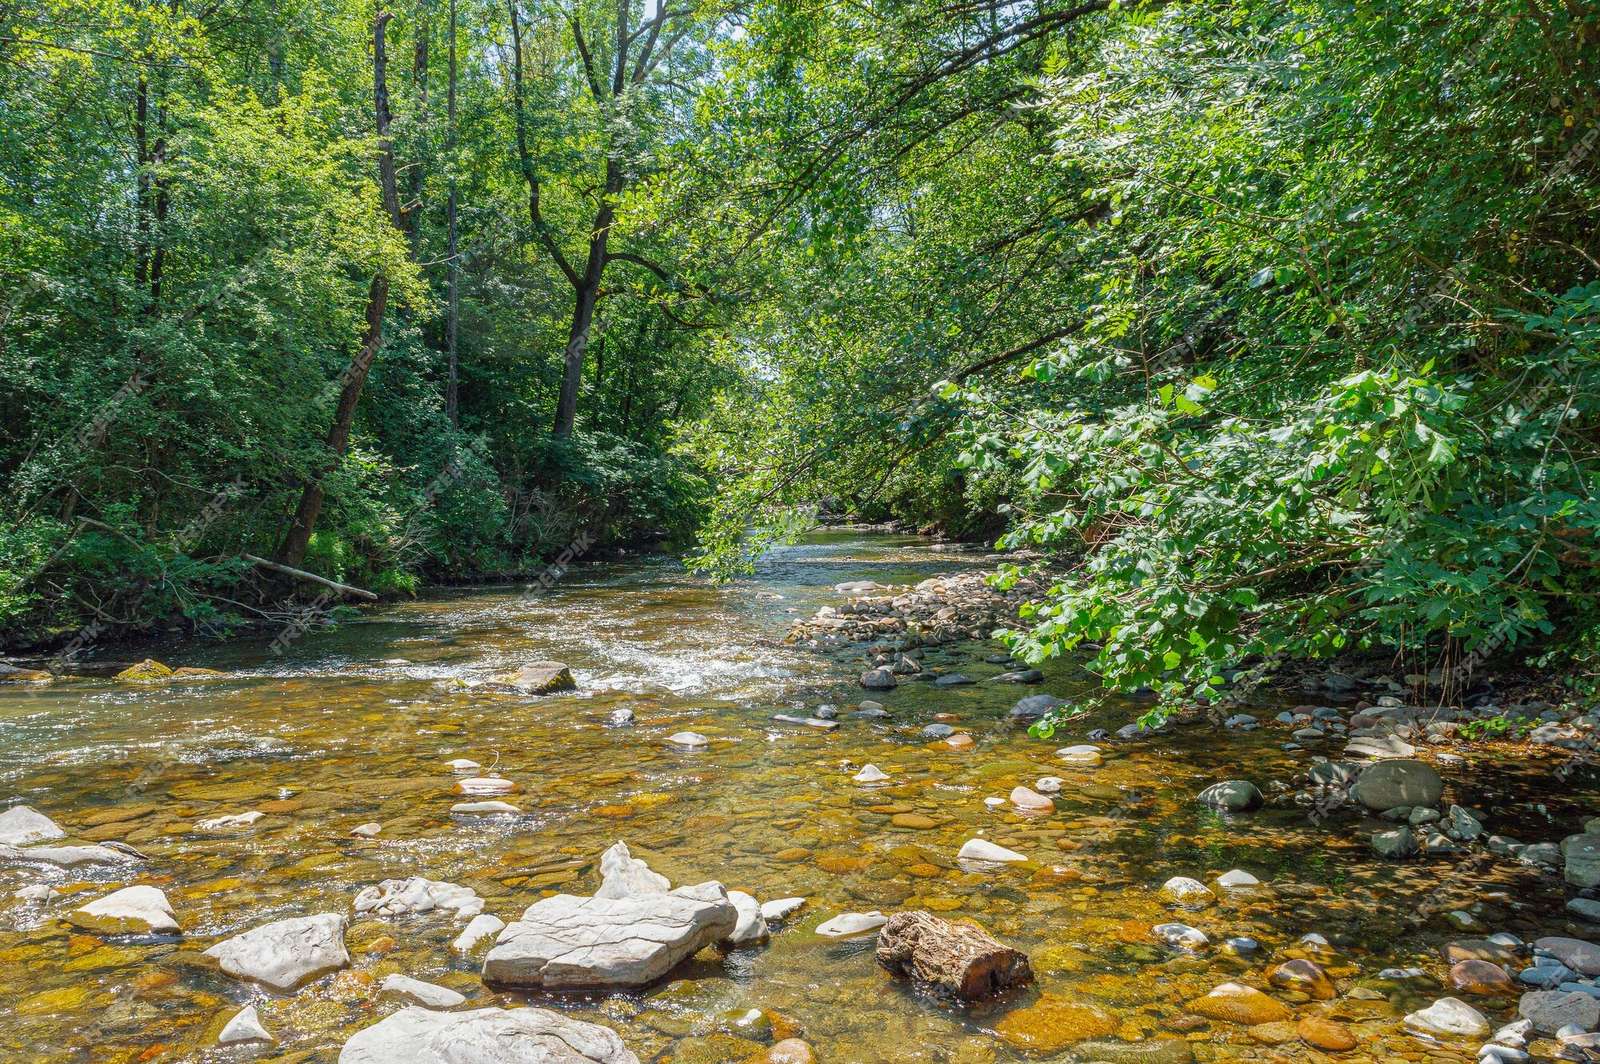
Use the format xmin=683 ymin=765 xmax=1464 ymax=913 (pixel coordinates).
xmin=3 ymin=0 xmax=1597 ymax=705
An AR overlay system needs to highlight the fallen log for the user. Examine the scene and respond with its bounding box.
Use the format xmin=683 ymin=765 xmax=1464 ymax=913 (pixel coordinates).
xmin=875 ymin=910 xmax=1032 ymax=1000
xmin=242 ymin=554 xmax=379 ymax=601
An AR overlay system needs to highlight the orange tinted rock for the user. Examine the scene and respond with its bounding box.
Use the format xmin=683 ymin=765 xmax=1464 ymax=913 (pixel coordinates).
xmin=1448 ymin=958 xmax=1513 ymax=995
xmin=995 ymin=994 xmax=1117 ymax=1053
xmin=1298 ymin=1016 xmax=1358 ymax=1052
xmin=1188 ymin=982 xmax=1293 ymax=1026
xmin=1268 ymin=958 xmax=1335 ymax=1001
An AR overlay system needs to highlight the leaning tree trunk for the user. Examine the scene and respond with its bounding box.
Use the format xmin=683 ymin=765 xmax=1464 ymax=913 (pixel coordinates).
xmin=277 ymin=8 xmax=406 ymax=566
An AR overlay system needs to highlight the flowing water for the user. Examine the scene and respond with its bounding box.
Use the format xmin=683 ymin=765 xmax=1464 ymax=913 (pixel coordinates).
xmin=0 ymin=532 xmax=1587 ymax=1062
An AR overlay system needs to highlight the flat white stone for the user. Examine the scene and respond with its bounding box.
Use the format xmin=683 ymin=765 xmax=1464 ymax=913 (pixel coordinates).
xmin=1215 ymin=869 xmax=1262 ymax=889
xmin=457 ymin=776 xmax=516 ymax=796
xmin=380 ymin=973 xmax=468 ymax=1008
xmin=14 ymin=883 xmax=57 ymax=903
xmin=68 ymin=884 xmax=178 ymax=934
xmin=445 ymin=758 xmax=481 ymax=771
xmin=0 ymin=843 xmax=131 ymax=867
xmin=195 ymin=811 xmax=264 ymax=832
xmin=1405 ymin=996 xmax=1490 ymax=1037
xmin=218 ymin=1004 xmax=274 ymax=1045
xmin=1153 ymin=922 xmax=1209 ymax=951
xmin=354 ymin=877 xmax=483 ymax=919
xmin=984 ymin=797 xmax=1006 ymax=810
xmin=451 ymin=800 xmax=519 ymax=814
xmin=481 ymin=882 xmax=736 ymax=990
xmin=1034 ymin=776 xmax=1064 ymax=793
xmin=595 ymin=841 xmax=669 ymax=899
xmin=815 ymin=911 xmax=887 ymax=937
xmin=1056 ymin=745 xmax=1103 ymax=766
xmin=725 ymin=890 xmax=769 ymax=945
xmin=204 ymin=912 xmax=350 ymax=991
xmin=1160 ymin=876 xmax=1216 ymax=906
xmin=1009 ymin=786 xmax=1054 ymax=812
xmin=452 ymin=913 xmax=506 ymax=953
xmin=350 ymin=822 xmax=382 ymax=837
xmin=759 ymin=897 xmax=806 ymax=922
xmin=665 ymin=732 xmax=708 ymax=750
xmin=0 ymin=805 xmax=65 ymax=846
xmin=957 ymin=839 xmax=1027 ymax=864
xmin=338 ymin=1006 xmax=638 ymax=1064
xmin=852 ymin=764 xmax=889 ymax=784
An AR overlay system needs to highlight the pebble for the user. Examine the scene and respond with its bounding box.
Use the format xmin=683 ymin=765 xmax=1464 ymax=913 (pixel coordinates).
xmin=666 ymin=732 xmax=709 ymax=750
xmin=218 ymin=1004 xmax=274 ymax=1045
xmin=957 ymin=839 xmax=1027 ymax=864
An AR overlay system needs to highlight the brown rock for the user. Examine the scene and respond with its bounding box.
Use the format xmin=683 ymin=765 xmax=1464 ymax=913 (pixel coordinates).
xmin=890 ymin=813 xmax=939 ymax=830
xmin=1188 ymin=982 xmax=1293 ymax=1026
xmin=1248 ymin=1021 xmax=1297 ymax=1044
xmin=1268 ymin=958 xmax=1335 ymax=1001
xmin=1442 ymin=939 xmax=1519 ymax=967
xmin=875 ymin=911 xmax=1032 ymax=1000
xmin=1448 ymin=958 xmax=1513 ymax=995
xmin=945 ymin=734 xmax=975 ymax=751
xmin=496 ymin=661 xmax=576 ymax=694
xmin=994 ymin=995 xmax=1116 ymax=1054
xmin=1297 ymin=1016 xmax=1357 ymax=1052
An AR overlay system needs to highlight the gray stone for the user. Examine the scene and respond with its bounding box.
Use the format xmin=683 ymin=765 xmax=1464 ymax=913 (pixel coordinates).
xmin=1345 ymin=734 xmax=1418 ymax=759
xmin=380 ymin=974 xmax=468 ymax=1008
xmin=204 ymin=913 xmax=350 ymax=991
xmin=1448 ymin=805 xmax=1484 ymax=841
xmin=921 ymin=724 xmax=954 ymax=739
xmin=0 ymin=805 xmax=65 ymax=847
xmin=354 ymin=877 xmax=483 ymax=918
xmin=1349 ymin=760 xmax=1444 ymax=811
xmin=338 ymin=1006 xmax=638 ymax=1064
xmin=1196 ymin=780 xmax=1262 ymax=813
xmin=932 ymin=673 xmax=973 ymax=687
xmin=1519 ymin=990 xmax=1600 ymax=1035
xmin=1009 ymin=694 xmax=1066 ymax=720
xmin=1564 ymin=834 xmax=1600 ymax=889
xmin=481 ymin=883 xmax=736 ymax=990
xmin=724 ymin=890 xmax=768 ymax=946
xmin=498 ymin=662 xmax=577 ymax=694
xmin=1539 ymin=938 xmax=1600 ymax=977
xmin=1404 ymin=997 xmax=1490 ymax=1037
xmin=67 ymin=885 xmax=178 ymax=934
xmin=860 ymin=668 xmax=897 ymax=690
xmin=0 ymin=842 xmax=132 ymax=868
xmin=1372 ymin=826 xmax=1417 ymax=859
xmin=218 ymin=1004 xmax=274 ymax=1046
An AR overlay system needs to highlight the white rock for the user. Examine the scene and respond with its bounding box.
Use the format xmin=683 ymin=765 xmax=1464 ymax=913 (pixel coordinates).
xmin=983 ymin=797 xmax=1006 ymax=810
xmin=353 ymin=877 xmax=483 ymax=919
xmin=1160 ymin=876 xmax=1216 ymax=907
xmin=218 ymin=1004 xmax=274 ymax=1045
xmin=1405 ymin=997 xmax=1490 ymax=1037
xmin=852 ymin=764 xmax=889 ymax=784
xmin=444 ymin=758 xmax=481 ymax=771
xmin=380 ymin=973 xmax=468 ymax=1009
xmin=68 ymin=884 xmax=178 ymax=934
xmin=204 ymin=912 xmax=350 ymax=991
xmin=957 ymin=839 xmax=1027 ymax=864
xmin=1215 ymin=869 xmax=1262 ymax=890
xmin=1034 ymin=776 xmax=1064 ymax=793
xmin=759 ymin=897 xmax=806 ymax=922
xmin=0 ymin=842 xmax=131 ymax=867
xmin=815 ymin=911 xmax=887 ymax=937
xmin=457 ymin=776 xmax=516 ymax=796
xmin=724 ymin=890 xmax=769 ymax=945
xmin=481 ymin=882 xmax=736 ymax=990
xmin=1009 ymin=786 xmax=1054 ymax=812
xmin=195 ymin=811 xmax=264 ymax=832
xmin=665 ymin=732 xmax=709 ymax=750
xmin=595 ymin=841 xmax=670 ymax=899
xmin=14 ymin=883 xmax=57 ymax=903
xmin=350 ymin=822 xmax=382 ymax=837
xmin=0 ymin=805 xmax=65 ymax=846
xmin=1153 ymin=922 xmax=1209 ymax=951
xmin=452 ymin=914 xmax=506 ymax=953
xmin=451 ymin=801 xmax=519 ymax=814
xmin=338 ymin=1006 xmax=638 ymax=1064
xmin=1056 ymin=745 xmax=1103 ymax=766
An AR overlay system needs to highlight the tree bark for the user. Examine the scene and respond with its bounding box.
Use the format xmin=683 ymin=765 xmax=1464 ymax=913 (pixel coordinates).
xmin=444 ymin=0 xmax=459 ymax=424
xmin=276 ymin=8 xmax=406 ymax=566
xmin=875 ymin=911 xmax=1033 ymax=1001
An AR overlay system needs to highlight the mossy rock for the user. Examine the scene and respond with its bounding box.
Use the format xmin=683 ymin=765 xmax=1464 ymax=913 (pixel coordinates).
xmin=114 ymin=659 xmax=174 ymax=683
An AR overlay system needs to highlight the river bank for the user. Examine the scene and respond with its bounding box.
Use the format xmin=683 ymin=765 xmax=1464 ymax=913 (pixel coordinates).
xmin=0 ymin=532 xmax=1598 ymax=1062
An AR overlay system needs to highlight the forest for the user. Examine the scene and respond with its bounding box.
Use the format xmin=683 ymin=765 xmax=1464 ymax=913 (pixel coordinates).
xmin=2 ymin=0 xmax=1598 ymax=706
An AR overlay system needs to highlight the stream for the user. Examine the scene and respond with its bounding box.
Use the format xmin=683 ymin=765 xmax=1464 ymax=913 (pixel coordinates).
xmin=0 ymin=531 xmax=1591 ymax=1062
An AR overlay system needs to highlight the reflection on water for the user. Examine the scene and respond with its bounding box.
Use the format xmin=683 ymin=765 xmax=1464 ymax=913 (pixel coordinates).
xmin=0 ymin=533 xmax=1582 ymax=1061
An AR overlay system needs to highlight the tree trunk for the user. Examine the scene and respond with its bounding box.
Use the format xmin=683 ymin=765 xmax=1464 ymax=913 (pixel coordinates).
xmin=444 ymin=0 xmax=459 ymax=424
xmin=874 ymin=911 xmax=1032 ymax=1001
xmin=276 ymin=8 xmax=405 ymax=566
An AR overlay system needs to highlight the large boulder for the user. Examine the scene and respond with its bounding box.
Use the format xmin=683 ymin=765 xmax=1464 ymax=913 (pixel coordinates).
xmin=497 ymin=662 xmax=577 ymax=694
xmin=1349 ymin=760 xmax=1443 ymax=811
xmin=0 ymin=842 xmax=133 ymax=867
xmin=339 ymin=1007 xmax=638 ymax=1064
xmin=1197 ymin=781 xmax=1263 ymax=813
xmin=0 ymin=805 xmax=65 ymax=847
xmin=860 ymin=668 xmax=897 ymax=691
xmin=114 ymin=658 xmax=173 ymax=683
xmin=203 ymin=913 xmax=350 ymax=991
xmin=1563 ymin=833 xmax=1600 ymax=889
xmin=482 ymin=883 xmax=737 ymax=990
xmin=1518 ymin=990 xmax=1600 ymax=1035
xmin=1009 ymin=694 xmax=1066 ymax=721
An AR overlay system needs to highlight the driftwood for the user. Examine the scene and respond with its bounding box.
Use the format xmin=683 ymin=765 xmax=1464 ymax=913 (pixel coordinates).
xmin=875 ymin=910 xmax=1032 ymax=1000
xmin=242 ymin=554 xmax=379 ymax=601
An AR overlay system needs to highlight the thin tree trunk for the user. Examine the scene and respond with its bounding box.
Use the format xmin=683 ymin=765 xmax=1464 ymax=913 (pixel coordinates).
xmin=408 ymin=0 xmax=429 ymax=256
xmin=276 ymin=7 xmax=405 ymax=567
xmin=444 ymin=0 xmax=459 ymax=424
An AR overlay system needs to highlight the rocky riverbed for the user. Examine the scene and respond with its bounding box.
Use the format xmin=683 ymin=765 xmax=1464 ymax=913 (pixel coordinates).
xmin=2 ymin=531 xmax=1600 ymax=1062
